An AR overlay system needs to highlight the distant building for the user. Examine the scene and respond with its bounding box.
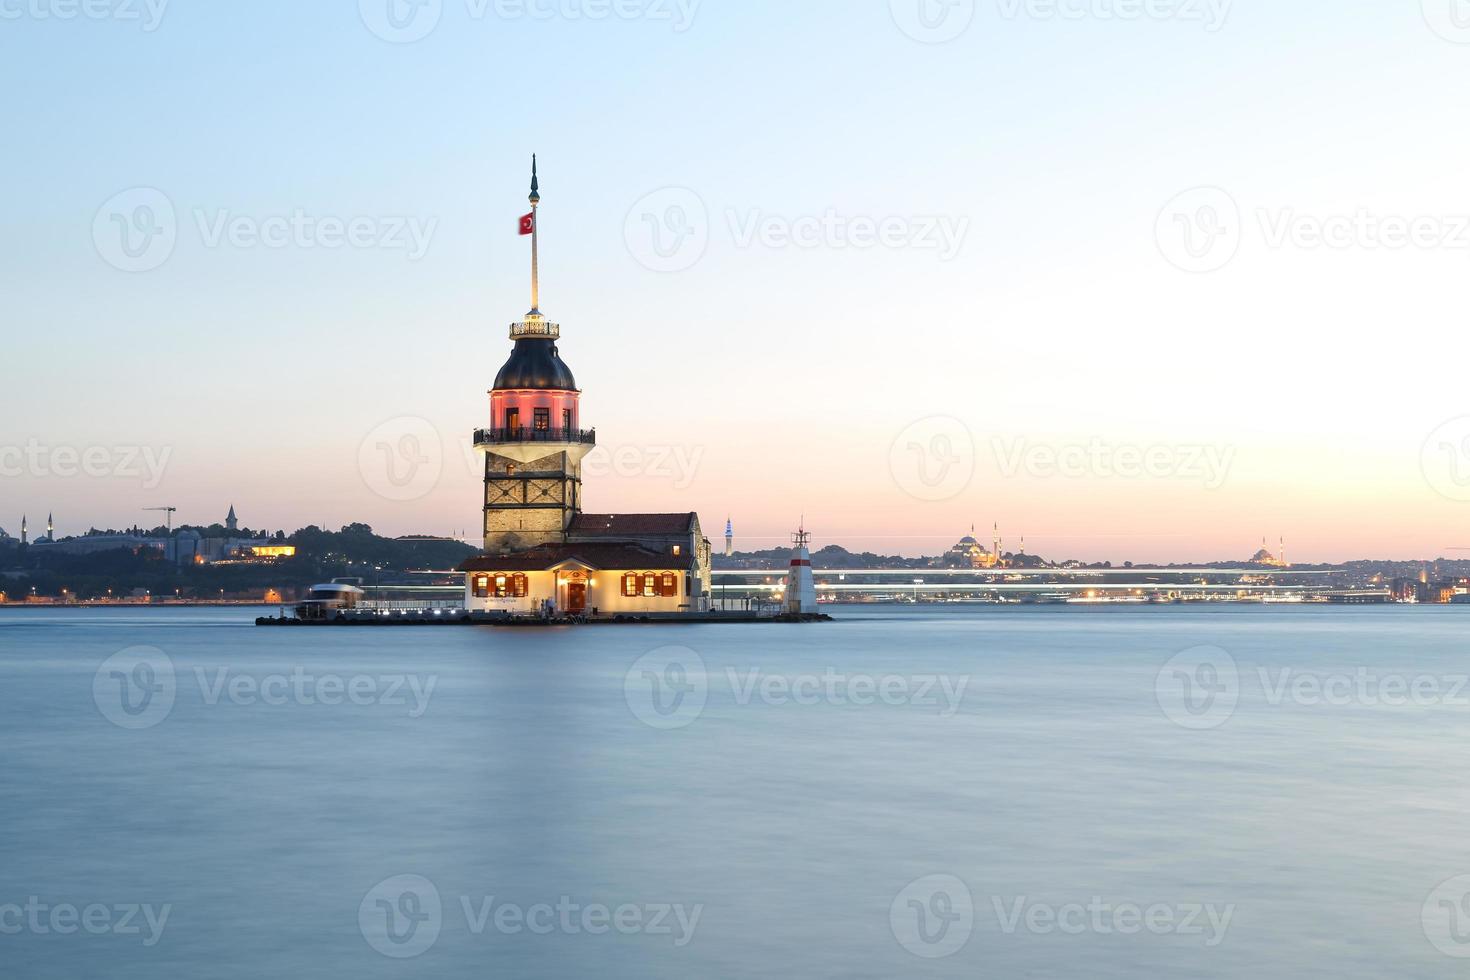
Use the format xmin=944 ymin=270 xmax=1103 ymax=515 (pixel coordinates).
xmin=1389 ymin=577 xmax=1458 ymax=604
xmin=1249 ymin=537 xmax=1290 ymax=568
xmin=44 ymin=534 xmax=164 ymax=557
xmin=938 ymin=525 xmax=1005 ymax=569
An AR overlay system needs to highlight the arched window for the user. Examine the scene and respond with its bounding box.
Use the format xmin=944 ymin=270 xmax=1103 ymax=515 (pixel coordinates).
xmin=474 ymin=574 xmax=531 ymax=599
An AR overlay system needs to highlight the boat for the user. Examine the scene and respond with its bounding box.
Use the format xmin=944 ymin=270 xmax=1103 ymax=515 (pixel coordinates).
xmin=294 ymin=580 xmax=366 ymax=621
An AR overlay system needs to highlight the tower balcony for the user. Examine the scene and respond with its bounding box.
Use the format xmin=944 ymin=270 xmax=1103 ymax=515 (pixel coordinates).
xmin=475 ymin=426 xmax=597 ymax=465
xmin=510 ymin=316 xmax=560 ymax=340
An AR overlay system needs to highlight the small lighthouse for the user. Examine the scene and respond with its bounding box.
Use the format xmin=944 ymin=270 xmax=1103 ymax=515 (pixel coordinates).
xmin=784 ymin=523 xmax=818 ymax=616
xmin=724 ymin=517 xmax=734 ymax=557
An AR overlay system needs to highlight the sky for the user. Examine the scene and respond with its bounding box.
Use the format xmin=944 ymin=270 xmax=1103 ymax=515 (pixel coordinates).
xmin=4 ymin=0 xmax=1470 ymax=562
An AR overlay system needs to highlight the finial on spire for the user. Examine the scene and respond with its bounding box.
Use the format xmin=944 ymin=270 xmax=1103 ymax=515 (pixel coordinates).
xmin=528 ymin=154 xmax=541 ymax=313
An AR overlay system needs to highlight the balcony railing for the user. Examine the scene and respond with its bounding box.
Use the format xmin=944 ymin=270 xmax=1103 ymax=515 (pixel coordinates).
xmin=475 ymin=427 xmax=597 ymax=447
xmin=510 ymin=319 xmax=561 ymax=340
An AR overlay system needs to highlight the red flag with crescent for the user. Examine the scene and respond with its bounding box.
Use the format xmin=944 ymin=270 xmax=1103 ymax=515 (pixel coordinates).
xmin=519 ymin=212 xmax=535 ymax=236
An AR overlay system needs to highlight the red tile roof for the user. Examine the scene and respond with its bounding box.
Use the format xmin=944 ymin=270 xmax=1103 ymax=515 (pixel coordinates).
xmin=460 ymin=543 xmax=685 ymax=573
xmin=568 ymin=513 xmax=697 ymax=536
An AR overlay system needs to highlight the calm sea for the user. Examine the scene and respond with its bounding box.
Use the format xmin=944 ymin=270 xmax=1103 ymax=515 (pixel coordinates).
xmin=3 ymin=605 xmax=1470 ymax=978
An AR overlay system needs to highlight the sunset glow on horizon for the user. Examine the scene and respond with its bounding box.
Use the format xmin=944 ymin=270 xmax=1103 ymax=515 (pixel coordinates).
xmin=6 ymin=3 xmax=1470 ymax=563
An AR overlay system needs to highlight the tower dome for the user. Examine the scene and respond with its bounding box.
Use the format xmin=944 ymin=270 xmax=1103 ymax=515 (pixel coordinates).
xmin=493 ymin=334 xmax=578 ymax=391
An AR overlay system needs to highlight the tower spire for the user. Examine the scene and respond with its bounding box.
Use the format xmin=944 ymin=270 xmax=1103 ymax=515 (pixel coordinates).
xmin=529 ymin=154 xmax=540 ymax=314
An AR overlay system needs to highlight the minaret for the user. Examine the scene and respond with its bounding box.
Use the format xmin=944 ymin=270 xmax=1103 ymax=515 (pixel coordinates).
xmin=725 ymin=517 xmax=734 ymax=558
xmin=47 ymin=513 xmax=54 ymax=542
xmin=475 ymin=157 xmax=595 ymax=554
xmin=226 ymin=505 xmax=238 ymax=533
xmin=20 ymin=515 xmax=27 ymax=546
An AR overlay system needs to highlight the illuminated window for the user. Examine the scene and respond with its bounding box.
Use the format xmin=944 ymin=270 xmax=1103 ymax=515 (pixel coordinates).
xmin=506 ymin=408 xmax=520 ymax=431
xmin=622 ymin=574 xmax=639 ymax=597
xmin=673 ymin=545 xmax=681 ymax=557
xmin=473 ymin=575 xmax=490 ymax=598
xmin=534 ymin=408 xmax=550 ymax=431
xmin=562 ymin=409 xmax=572 ymax=431
xmin=661 ymin=573 xmax=678 ymax=597
xmin=642 ymin=574 xmax=658 ymax=597
xmin=487 ymin=574 xmax=529 ymax=599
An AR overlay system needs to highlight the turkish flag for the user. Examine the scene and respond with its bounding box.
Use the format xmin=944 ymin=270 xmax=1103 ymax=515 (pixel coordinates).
xmin=518 ymin=212 xmax=535 ymax=236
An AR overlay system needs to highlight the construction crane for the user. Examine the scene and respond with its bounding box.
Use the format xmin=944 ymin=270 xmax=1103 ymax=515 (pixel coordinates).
xmin=144 ymin=506 xmax=178 ymax=532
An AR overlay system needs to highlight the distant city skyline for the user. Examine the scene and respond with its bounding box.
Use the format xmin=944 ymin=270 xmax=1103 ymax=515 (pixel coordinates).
xmin=6 ymin=3 xmax=1470 ymax=562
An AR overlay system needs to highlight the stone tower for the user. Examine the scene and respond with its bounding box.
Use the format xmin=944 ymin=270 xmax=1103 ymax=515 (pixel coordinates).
xmin=475 ymin=157 xmax=596 ymax=554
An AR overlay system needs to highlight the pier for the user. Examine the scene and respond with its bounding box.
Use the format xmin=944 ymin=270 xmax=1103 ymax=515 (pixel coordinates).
xmin=256 ymin=608 xmax=832 ymax=627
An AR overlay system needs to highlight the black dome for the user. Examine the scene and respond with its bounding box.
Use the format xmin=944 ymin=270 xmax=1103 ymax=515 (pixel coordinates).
xmin=493 ymin=338 xmax=578 ymax=391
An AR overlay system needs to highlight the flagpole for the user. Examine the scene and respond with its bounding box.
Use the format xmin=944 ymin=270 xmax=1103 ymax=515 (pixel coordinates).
xmin=529 ymin=154 xmax=540 ymax=313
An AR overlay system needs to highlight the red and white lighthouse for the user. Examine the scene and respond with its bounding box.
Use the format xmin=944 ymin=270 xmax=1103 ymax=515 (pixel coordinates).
xmin=785 ymin=523 xmax=818 ymax=615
